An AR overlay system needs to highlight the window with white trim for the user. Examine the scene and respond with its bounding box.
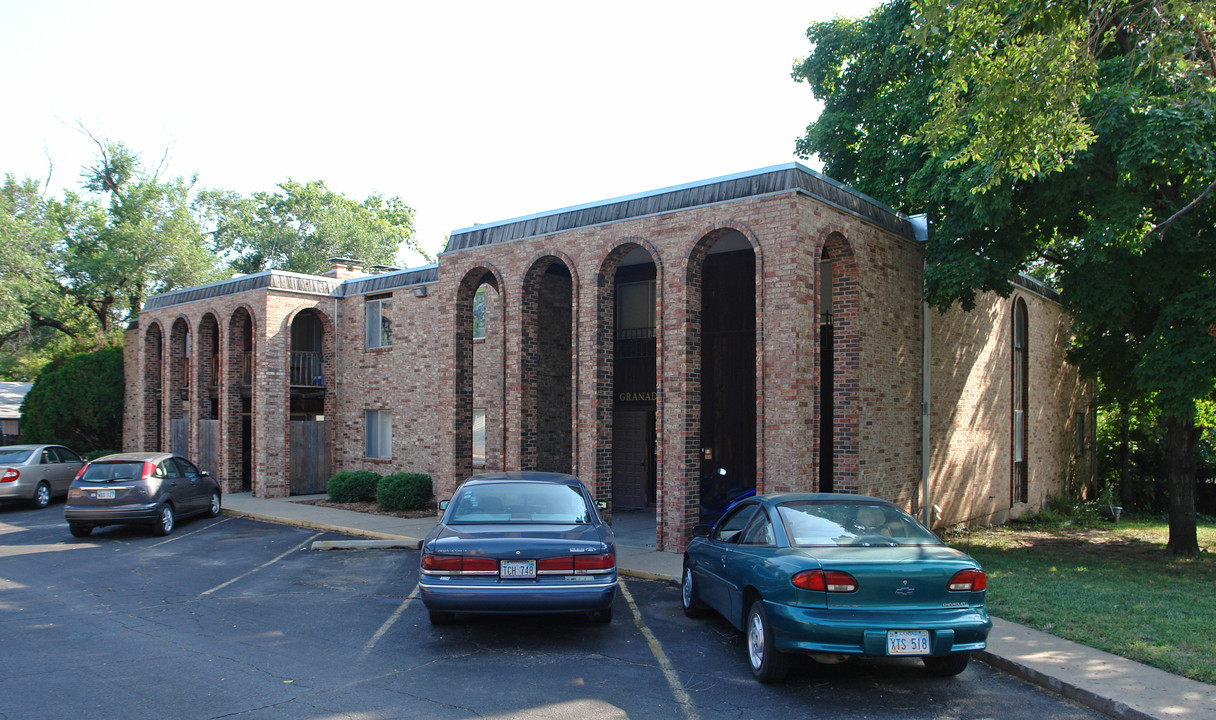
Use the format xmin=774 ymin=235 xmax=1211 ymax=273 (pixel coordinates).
xmin=365 ymin=295 xmax=393 ymax=349
xmin=473 ymin=408 xmax=486 ymax=466
xmin=366 ymin=410 xmax=392 ymax=459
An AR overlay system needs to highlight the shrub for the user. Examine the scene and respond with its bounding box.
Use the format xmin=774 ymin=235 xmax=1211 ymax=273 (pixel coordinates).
xmin=377 ymin=473 xmax=433 ymax=511
xmin=326 ymin=470 xmax=382 ymax=503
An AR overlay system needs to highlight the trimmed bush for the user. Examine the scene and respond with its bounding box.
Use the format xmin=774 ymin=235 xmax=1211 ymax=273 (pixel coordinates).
xmin=326 ymin=470 xmax=382 ymax=503
xmin=377 ymin=473 xmax=433 ymax=511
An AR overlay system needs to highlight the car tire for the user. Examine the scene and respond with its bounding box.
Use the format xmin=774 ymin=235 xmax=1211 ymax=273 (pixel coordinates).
xmin=30 ymin=481 xmax=51 ymax=509
xmin=746 ymin=599 xmax=789 ymax=683
xmin=923 ymin=652 xmax=971 ymax=677
xmin=154 ymin=503 xmax=175 ymax=536
xmin=428 ymin=610 xmax=456 ymax=626
xmin=204 ymin=491 xmax=221 ymax=518
xmin=590 ymin=606 xmax=613 ymax=625
xmin=69 ymin=523 xmax=93 ymax=538
xmin=681 ymin=566 xmax=708 ymax=618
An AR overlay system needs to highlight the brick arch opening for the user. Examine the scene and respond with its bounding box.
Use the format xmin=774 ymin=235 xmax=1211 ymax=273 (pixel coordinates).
xmin=227 ymin=306 xmax=255 ymax=493
xmin=520 ymin=255 xmax=575 ymax=473
xmin=168 ymin=317 xmax=191 ymax=457
xmin=452 ymin=267 xmax=503 ymax=495
xmin=686 ymin=228 xmax=757 ymax=543
xmin=596 ymin=242 xmax=661 ymax=519
xmin=195 ymin=313 xmax=221 ymax=479
xmin=286 ymin=307 xmax=335 ymax=495
xmin=818 ymin=232 xmax=859 ymax=492
xmin=143 ymin=322 xmax=163 ymax=452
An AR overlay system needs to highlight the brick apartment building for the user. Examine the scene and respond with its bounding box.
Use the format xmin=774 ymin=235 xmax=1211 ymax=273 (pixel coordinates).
xmin=123 ymin=163 xmax=1094 ymax=551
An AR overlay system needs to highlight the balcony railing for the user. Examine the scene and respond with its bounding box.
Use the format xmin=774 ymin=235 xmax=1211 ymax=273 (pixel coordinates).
xmin=290 ymin=351 xmax=323 ymax=387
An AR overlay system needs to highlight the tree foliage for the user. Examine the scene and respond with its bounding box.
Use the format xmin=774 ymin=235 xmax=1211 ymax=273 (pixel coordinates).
xmin=794 ymin=0 xmax=1216 ymax=555
xmin=199 ymin=179 xmax=423 ymax=276
xmin=19 ymin=346 xmax=124 ymax=453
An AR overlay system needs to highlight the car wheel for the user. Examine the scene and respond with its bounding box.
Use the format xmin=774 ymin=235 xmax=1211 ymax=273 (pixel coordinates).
xmin=69 ymin=524 xmax=93 ymax=538
xmin=681 ymin=566 xmax=708 ymax=618
xmin=154 ymin=503 xmax=175 ymax=536
xmin=204 ymin=491 xmax=221 ymax=518
xmin=590 ymin=606 xmax=613 ymax=625
xmin=30 ymin=482 xmax=52 ymax=509
xmin=428 ymin=610 xmax=456 ymax=626
xmin=746 ymin=599 xmax=789 ymax=683
xmin=923 ymin=652 xmax=971 ymax=677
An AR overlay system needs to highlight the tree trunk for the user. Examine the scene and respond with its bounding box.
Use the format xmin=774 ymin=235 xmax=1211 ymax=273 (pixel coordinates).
xmin=1164 ymin=414 xmax=1200 ymax=556
xmin=1118 ymin=403 xmax=1132 ymax=508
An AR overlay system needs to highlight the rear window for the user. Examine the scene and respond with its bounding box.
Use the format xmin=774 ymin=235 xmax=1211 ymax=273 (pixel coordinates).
xmin=777 ymin=501 xmax=942 ymax=547
xmin=0 ymin=449 xmax=33 ymax=464
xmin=447 ymin=482 xmax=592 ymax=524
xmin=80 ymin=461 xmax=146 ymax=482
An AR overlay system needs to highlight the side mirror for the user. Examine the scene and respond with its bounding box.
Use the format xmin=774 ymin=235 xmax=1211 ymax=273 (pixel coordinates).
xmin=692 ymin=524 xmax=712 ymax=538
xmin=438 ymin=499 xmax=450 ymax=511
xmin=596 ymin=501 xmax=608 ymax=512
xmin=200 ymin=470 xmax=211 ymax=477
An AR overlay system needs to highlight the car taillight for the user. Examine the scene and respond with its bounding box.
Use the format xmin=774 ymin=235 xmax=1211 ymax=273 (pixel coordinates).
xmin=421 ymin=554 xmax=464 ymax=572
xmin=421 ymin=554 xmax=497 ymax=573
xmin=538 ymin=557 xmax=574 ymax=572
xmin=141 ymin=461 xmax=156 ymax=482
xmin=73 ymin=465 xmax=87 ymax=482
xmin=791 ymin=569 xmax=858 ymax=592
xmin=575 ymin=553 xmax=615 ymax=571
xmin=1 ymin=468 xmax=17 ymax=482
xmin=948 ymin=569 xmax=987 ymax=591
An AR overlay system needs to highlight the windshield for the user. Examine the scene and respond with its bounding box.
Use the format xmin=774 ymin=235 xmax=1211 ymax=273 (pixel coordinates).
xmin=777 ymin=501 xmax=942 ymax=547
xmin=79 ymin=461 xmax=146 ymax=482
xmin=447 ymin=482 xmax=593 ymax=524
xmin=0 ymin=449 xmax=34 ymax=464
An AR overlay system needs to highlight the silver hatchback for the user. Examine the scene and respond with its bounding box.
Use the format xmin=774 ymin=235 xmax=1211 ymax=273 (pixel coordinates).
xmin=64 ymin=452 xmax=221 ymax=537
xmin=0 ymin=444 xmax=85 ymax=509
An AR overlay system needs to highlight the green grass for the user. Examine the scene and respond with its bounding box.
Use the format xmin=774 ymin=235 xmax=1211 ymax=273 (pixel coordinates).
xmin=947 ymin=519 xmax=1216 ymax=684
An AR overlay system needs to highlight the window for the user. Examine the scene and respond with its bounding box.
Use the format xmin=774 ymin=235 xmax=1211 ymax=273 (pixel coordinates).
xmin=472 ymin=287 xmax=487 ymax=340
xmin=473 ymin=408 xmax=486 ymax=466
xmin=366 ymin=410 xmax=392 ymax=459
xmin=616 ymin=280 xmax=655 ymax=338
xmin=1012 ymin=299 xmax=1029 ymax=504
xmin=365 ymin=295 xmax=393 ymax=348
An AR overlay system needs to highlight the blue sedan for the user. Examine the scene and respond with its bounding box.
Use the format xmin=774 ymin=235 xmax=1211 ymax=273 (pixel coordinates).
xmin=420 ymin=472 xmax=617 ymax=625
xmin=682 ymin=493 xmax=991 ymax=682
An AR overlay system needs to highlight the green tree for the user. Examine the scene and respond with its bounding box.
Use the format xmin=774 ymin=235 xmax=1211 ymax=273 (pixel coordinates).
xmin=20 ymin=346 xmax=124 ymax=453
xmin=199 ymin=179 xmax=423 ymax=275
xmin=793 ymin=0 xmax=1216 ymax=554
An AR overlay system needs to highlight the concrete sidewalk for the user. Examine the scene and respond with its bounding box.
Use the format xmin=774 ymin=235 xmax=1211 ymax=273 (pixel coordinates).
xmin=222 ymin=492 xmax=1216 ymax=720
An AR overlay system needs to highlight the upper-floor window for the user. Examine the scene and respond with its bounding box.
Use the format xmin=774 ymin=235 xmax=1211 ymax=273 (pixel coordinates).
xmin=366 ymin=295 xmax=393 ymax=349
xmin=1012 ymin=298 xmax=1029 ymax=504
xmin=472 ymin=286 xmax=487 ymax=340
xmin=616 ymin=280 xmax=655 ymax=339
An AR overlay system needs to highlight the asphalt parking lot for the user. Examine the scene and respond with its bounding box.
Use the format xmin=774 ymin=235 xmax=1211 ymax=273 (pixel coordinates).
xmin=1 ymin=503 xmax=1107 ymax=720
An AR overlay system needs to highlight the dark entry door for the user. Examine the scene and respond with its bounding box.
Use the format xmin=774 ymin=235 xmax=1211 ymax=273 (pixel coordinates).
xmin=289 ymin=420 xmax=331 ymax=495
xmin=612 ymin=409 xmax=651 ymax=509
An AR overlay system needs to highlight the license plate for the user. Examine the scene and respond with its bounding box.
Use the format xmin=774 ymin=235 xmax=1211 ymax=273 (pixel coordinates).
xmin=96 ymin=489 xmax=116 ymax=500
xmin=500 ymin=560 xmax=536 ymax=579
xmin=887 ymin=630 xmax=930 ymax=655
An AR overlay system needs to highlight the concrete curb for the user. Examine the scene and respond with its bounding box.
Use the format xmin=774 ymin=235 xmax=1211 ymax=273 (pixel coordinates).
xmin=222 ymin=508 xmax=420 ymax=544
xmin=310 ymin=539 xmax=423 ymax=551
xmin=976 ymin=650 xmax=1154 ymax=720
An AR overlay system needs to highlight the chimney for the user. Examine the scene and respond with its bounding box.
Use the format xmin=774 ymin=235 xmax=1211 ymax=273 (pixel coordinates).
xmin=322 ymin=258 xmax=366 ymax=280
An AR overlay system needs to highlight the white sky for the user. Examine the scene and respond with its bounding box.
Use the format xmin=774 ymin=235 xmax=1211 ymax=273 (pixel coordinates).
xmin=0 ymin=0 xmax=881 ymax=266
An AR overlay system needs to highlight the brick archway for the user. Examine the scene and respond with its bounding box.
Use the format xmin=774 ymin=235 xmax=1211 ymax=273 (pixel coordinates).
xmin=519 ymin=254 xmax=577 ymax=473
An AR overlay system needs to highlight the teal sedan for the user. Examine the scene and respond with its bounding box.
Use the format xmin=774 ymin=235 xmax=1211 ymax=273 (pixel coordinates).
xmin=682 ymin=493 xmax=991 ymax=682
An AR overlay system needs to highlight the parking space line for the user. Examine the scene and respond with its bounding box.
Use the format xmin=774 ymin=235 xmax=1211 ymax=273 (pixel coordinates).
xmin=619 ymin=577 xmax=700 ymax=720
xmin=148 ymin=517 xmax=232 ymax=548
xmin=200 ymin=532 xmax=321 ymax=597
xmin=363 ymin=583 xmax=420 ymax=654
